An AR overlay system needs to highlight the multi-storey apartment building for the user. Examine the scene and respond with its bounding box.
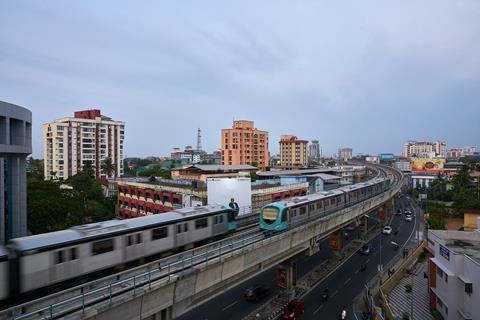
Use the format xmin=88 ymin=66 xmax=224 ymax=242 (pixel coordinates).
xmin=279 ymin=135 xmax=308 ymax=170
xmin=338 ymin=147 xmax=353 ymax=161
xmin=43 ymin=109 xmax=124 ymax=180
xmin=221 ymin=120 xmax=269 ymax=171
xmin=403 ymin=140 xmax=446 ymax=158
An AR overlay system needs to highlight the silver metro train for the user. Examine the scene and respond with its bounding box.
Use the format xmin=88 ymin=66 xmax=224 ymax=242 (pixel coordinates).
xmin=0 ymin=204 xmax=236 ymax=302
xmin=259 ymin=177 xmax=390 ymax=232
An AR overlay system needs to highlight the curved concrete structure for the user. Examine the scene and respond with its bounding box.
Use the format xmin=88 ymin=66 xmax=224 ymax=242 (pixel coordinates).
xmin=0 ymin=101 xmax=32 ymax=244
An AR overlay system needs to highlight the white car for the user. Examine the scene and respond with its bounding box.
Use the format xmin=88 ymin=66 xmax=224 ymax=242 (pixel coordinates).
xmin=382 ymin=226 xmax=393 ymax=235
xmin=405 ymin=214 xmax=413 ymax=222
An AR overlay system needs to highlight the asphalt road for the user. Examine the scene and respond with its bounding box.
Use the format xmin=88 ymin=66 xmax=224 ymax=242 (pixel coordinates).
xmin=177 ymin=196 xmax=419 ymax=320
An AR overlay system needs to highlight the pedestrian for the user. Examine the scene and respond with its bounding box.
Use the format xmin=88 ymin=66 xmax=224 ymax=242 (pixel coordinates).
xmin=229 ymin=198 xmax=239 ymax=216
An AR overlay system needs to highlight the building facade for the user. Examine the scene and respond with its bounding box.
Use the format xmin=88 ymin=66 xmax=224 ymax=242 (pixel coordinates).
xmin=403 ymin=140 xmax=446 ymax=158
xmin=279 ymin=135 xmax=308 ymax=170
xmin=117 ymin=178 xmax=308 ymax=219
xmin=221 ymin=120 xmax=269 ymax=171
xmin=338 ymin=147 xmax=353 ymax=161
xmin=308 ymin=140 xmax=321 ymax=163
xmin=43 ymin=109 xmax=124 ymax=180
xmin=0 ymin=101 xmax=32 ymax=244
xmin=427 ymin=230 xmax=480 ymax=320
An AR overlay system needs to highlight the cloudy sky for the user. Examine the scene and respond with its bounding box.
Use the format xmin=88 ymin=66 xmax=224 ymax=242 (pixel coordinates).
xmin=1 ymin=1 xmax=479 ymax=158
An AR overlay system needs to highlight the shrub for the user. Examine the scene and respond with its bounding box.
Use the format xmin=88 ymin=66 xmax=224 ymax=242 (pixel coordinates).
xmin=402 ymin=313 xmax=410 ymax=320
xmin=431 ymin=309 xmax=444 ymax=320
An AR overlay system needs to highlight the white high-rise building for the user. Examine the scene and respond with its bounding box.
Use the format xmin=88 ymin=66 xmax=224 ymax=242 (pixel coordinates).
xmin=43 ymin=109 xmax=124 ymax=180
xmin=403 ymin=140 xmax=446 ymax=158
xmin=309 ymin=140 xmax=321 ymax=162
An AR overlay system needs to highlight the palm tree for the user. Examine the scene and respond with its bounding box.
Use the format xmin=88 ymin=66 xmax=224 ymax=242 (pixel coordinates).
xmin=101 ymin=157 xmax=116 ymax=178
xmin=82 ymin=161 xmax=96 ymax=178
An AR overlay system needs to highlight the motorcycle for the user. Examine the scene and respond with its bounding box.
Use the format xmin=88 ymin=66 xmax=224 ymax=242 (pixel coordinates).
xmin=340 ymin=306 xmax=347 ymax=319
xmin=321 ymin=289 xmax=329 ymax=302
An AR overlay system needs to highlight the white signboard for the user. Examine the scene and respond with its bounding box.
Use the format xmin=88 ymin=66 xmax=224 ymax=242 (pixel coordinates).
xmin=207 ymin=177 xmax=252 ymax=214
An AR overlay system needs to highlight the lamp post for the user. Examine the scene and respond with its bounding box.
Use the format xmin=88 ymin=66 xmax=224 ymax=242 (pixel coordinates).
xmin=365 ymin=214 xmax=383 ymax=285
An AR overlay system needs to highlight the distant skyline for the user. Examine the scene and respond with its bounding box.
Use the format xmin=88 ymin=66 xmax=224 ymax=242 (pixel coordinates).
xmin=1 ymin=1 xmax=479 ymax=159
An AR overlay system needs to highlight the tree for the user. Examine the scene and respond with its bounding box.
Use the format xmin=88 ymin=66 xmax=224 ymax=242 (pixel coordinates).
xmin=452 ymin=165 xmax=473 ymax=192
xmin=82 ymin=160 xmax=95 ymax=178
xmin=101 ymin=157 xmax=116 ymax=178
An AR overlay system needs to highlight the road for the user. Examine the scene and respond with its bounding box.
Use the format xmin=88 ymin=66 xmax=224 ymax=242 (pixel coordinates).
xmin=177 ymin=195 xmax=419 ymax=320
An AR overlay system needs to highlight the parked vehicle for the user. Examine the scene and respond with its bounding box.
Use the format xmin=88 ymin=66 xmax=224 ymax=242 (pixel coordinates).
xmin=282 ymin=299 xmax=304 ymax=319
xmin=244 ymin=285 xmax=269 ymax=302
xmin=405 ymin=214 xmax=413 ymax=222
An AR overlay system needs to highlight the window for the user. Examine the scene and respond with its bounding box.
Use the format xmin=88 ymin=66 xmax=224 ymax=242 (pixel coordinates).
xmin=317 ymin=201 xmax=323 ymax=210
xmin=70 ymin=248 xmax=78 ymax=260
xmin=215 ymin=215 xmax=224 ymax=224
xmin=437 ymin=268 xmax=444 ymax=278
xmin=195 ymin=218 xmax=208 ymax=229
xmin=309 ymin=204 xmax=315 ymax=212
xmin=152 ymin=227 xmax=168 ymax=240
xmin=299 ymin=207 xmax=306 ymax=215
xmin=55 ymin=251 xmax=64 ymax=264
xmin=92 ymin=239 xmax=114 ymax=255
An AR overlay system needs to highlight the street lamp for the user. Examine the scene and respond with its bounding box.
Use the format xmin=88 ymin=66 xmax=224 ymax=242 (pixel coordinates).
xmin=365 ymin=214 xmax=383 ymax=285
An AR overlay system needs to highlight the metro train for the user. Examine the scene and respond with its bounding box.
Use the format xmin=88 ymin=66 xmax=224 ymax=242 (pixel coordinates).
xmin=0 ymin=205 xmax=236 ymax=302
xmin=260 ymin=177 xmax=390 ymax=232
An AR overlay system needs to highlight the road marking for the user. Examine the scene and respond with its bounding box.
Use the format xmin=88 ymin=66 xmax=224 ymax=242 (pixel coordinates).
xmin=331 ymin=290 xmax=338 ymax=298
xmin=344 ymin=278 xmax=351 ymax=285
xmin=222 ymin=301 xmax=238 ymax=311
xmin=313 ymin=304 xmax=324 ymax=315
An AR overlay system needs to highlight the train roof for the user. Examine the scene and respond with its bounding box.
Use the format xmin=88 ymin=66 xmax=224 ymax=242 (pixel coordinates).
xmin=275 ymin=189 xmax=344 ymax=207
xmin=266 ymin=177 xmax=387 ymax=208
xmin=9 ymin=204 xmax=229 ymax=253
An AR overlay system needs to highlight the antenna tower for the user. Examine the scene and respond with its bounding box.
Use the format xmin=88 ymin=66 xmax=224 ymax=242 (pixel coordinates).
xmin=196 ymin=128 xmax=202 ymax=151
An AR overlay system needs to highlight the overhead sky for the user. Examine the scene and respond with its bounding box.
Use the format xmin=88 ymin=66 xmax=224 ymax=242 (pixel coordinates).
xmin=1 ymin=1 xmax=479 ymax=159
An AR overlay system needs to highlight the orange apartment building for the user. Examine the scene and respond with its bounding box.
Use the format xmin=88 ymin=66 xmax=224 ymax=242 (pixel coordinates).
xmin=221 ymin=120 xmax=269 ymax=171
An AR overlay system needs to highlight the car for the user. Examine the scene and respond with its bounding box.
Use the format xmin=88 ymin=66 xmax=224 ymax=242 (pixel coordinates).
xmin=405 ymin=214 xmax=413 ymax=221
xmin=244 ymin=285 xmax=269 ymax=302
xmin=359 ymin=244 xmax=371 ymax=255
xmin=282 ymin=298 xmax=304 ymax=319
xmin=382 ymin=226 xmax=392 ymax=235
xmin=404 ymin=209 xmax=412 ymax=215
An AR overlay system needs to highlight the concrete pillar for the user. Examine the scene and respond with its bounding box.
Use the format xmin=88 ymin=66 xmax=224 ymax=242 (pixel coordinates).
xmin=329 ymin=231 xmax=343 ymax=255
xmin=358 ymin=216 xmax=368 ymax=239
xmin=0 ymin=157 xmax=4 ymax=244
xmin=6 ymin=157 xmax=27 ymax=239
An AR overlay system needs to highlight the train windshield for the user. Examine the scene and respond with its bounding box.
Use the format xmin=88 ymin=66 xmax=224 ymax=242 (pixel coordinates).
xmin=262 ymin=207 xmax=279 ymax=224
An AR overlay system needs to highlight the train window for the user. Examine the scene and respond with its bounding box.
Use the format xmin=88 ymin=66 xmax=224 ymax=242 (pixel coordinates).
xmin=195 ymin=218 xmax=208 ymax=229
xmin=299 ymin=207 xmax=306 ymax=215
xmin=92 ymin=239 xmax=114 ymax=255
xmin=127 ymin=235 xmax=133 ymax=246
xmin=309 ymin=204 xmax=315 ymax=211
xmin=282 ymin=210 xmax=288 ymax=222
xmin=177 ymin=225 xmax=182 ymax=233
xmin=70 ymin=248 xmax=78 ymax=261
xmin=152 ymin=227 xmax=168 ymax=240
xmin=337 ymin=196 xmax=342 ymax=203
xmin=219 ymin=215 xmax=224 ymax=223
xmin=317 ymin=201 xmax=323 ymax=210
xmin=55 ymin=251 xmax=64 ymax=264
xmin=184 ymin=223 xmax=189 ymax=232
xmin=136 ymin=233 xmax=142 ymax=244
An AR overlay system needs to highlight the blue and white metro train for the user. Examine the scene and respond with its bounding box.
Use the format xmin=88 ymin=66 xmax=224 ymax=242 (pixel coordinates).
xmin=260 ymin=177 xmax=390 ymax=232
xmin=0 ymin=205 xmax=236 ymax=302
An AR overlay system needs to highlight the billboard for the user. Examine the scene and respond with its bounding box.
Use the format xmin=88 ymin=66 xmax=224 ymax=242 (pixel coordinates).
xmin=411 ymin=158 xmax=445 ymax=173
xmin=207 ymin=177 xmax=252 ymax=213
xmin=366 ymin=156 xmax=379 ymax=164
xmin=380 ymin=153 xmax=395 ymax=161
